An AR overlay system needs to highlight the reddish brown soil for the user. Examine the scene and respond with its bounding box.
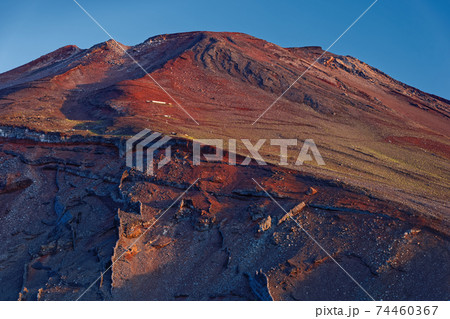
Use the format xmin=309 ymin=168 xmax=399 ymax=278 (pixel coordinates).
xmin=385 ymin=136 xmax=450 ymax=159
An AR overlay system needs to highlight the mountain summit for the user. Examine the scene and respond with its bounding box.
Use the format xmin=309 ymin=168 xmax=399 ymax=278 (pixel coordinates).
xmin=0 ymin=31 xmax=448 ymax=214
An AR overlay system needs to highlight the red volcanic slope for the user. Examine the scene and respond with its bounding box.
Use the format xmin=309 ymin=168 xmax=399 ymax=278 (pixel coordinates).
xmin=0 ymin=31 xmax=449 ymax=301
xmin=0 ymin=31 xmax=448 ymax=217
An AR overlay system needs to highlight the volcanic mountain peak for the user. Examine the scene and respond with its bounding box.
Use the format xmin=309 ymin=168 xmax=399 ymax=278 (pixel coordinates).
xmin=0 ymin=31 xmax=390 ymax=96
xmin=0 ymin=31 xmax=448 ymax=218
xmin=0 ymin=44 xmax=82 ymax=87
xmin=1 ymin=31 xmax=448 ymax=127
xmin=0 ymin=31 xmax=449 ymax=301
xmin=140 ymin=31 xmax=269 ymax=46
xmin=14 ymin=44 xmax=81 ymax=71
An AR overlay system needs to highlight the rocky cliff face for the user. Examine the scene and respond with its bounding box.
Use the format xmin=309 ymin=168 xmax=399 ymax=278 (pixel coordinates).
xmin=0 ymin=129 xmax=448 ymax=301
xmin=0 ymin=31 xmax=448 ymax=300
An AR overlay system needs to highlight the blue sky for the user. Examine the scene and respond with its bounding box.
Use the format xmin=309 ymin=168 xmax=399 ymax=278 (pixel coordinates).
xmin=0 ymin=0 xmax=449 ymax=99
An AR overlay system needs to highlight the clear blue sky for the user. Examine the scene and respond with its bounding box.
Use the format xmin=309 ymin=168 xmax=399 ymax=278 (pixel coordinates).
xmin=0 ymin=0 xmax=449 ymax=99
